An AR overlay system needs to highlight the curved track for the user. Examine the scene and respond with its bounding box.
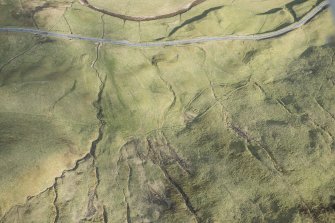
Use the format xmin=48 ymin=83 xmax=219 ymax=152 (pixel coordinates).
xmin=80 ymin=0 xmax=207 ymax=22
xmin=0 ymin=0 xmax=329 ymax=47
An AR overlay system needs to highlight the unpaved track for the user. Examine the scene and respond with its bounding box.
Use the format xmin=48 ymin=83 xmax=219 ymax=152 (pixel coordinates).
xmin=0 ymin=0 xmax=329 ymax=47
xmin=80 ymin=0 xmax=207 ymax=21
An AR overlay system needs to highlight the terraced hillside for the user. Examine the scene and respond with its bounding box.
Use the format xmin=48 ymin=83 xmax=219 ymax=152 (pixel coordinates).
xmin=0 ymin=0 xmax=335 ymax=222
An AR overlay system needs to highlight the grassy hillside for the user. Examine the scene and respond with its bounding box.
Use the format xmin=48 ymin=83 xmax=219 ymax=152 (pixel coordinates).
xmin=0 ymin=0 xmax=335 ymax=222
xmin=0 ymin=34 xmax=100 ymax=216
xmin=0 ymin=0 xmax=324 ymax=40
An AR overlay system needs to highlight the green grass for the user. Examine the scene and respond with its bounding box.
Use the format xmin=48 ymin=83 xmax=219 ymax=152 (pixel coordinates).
xmin=1 ymin=0 xmax=335 ymax=222
xmin=0 ymin=0 xmax=325 ymax=41
xmin=0 ymin=35 xmax=100 ymax=216
xmin=89 ymin=0 xmax=192 ymax=16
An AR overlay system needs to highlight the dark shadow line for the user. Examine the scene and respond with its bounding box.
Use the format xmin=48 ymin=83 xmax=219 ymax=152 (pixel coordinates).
xmin=168 ymin=5 xmax=224 ymax=37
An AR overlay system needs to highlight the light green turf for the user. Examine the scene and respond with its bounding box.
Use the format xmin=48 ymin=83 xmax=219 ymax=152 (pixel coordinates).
xmin=1 ymin=0 xmax=335 ymax=222
xmin=0 ymin=34 xmax=100 ymax=216
xmin=89 ymin=0 xmax=191 ymax=16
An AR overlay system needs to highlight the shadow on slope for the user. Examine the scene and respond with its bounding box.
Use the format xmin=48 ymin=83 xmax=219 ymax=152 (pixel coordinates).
xmin=168 ymin=5 xmax=224 ymax=37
